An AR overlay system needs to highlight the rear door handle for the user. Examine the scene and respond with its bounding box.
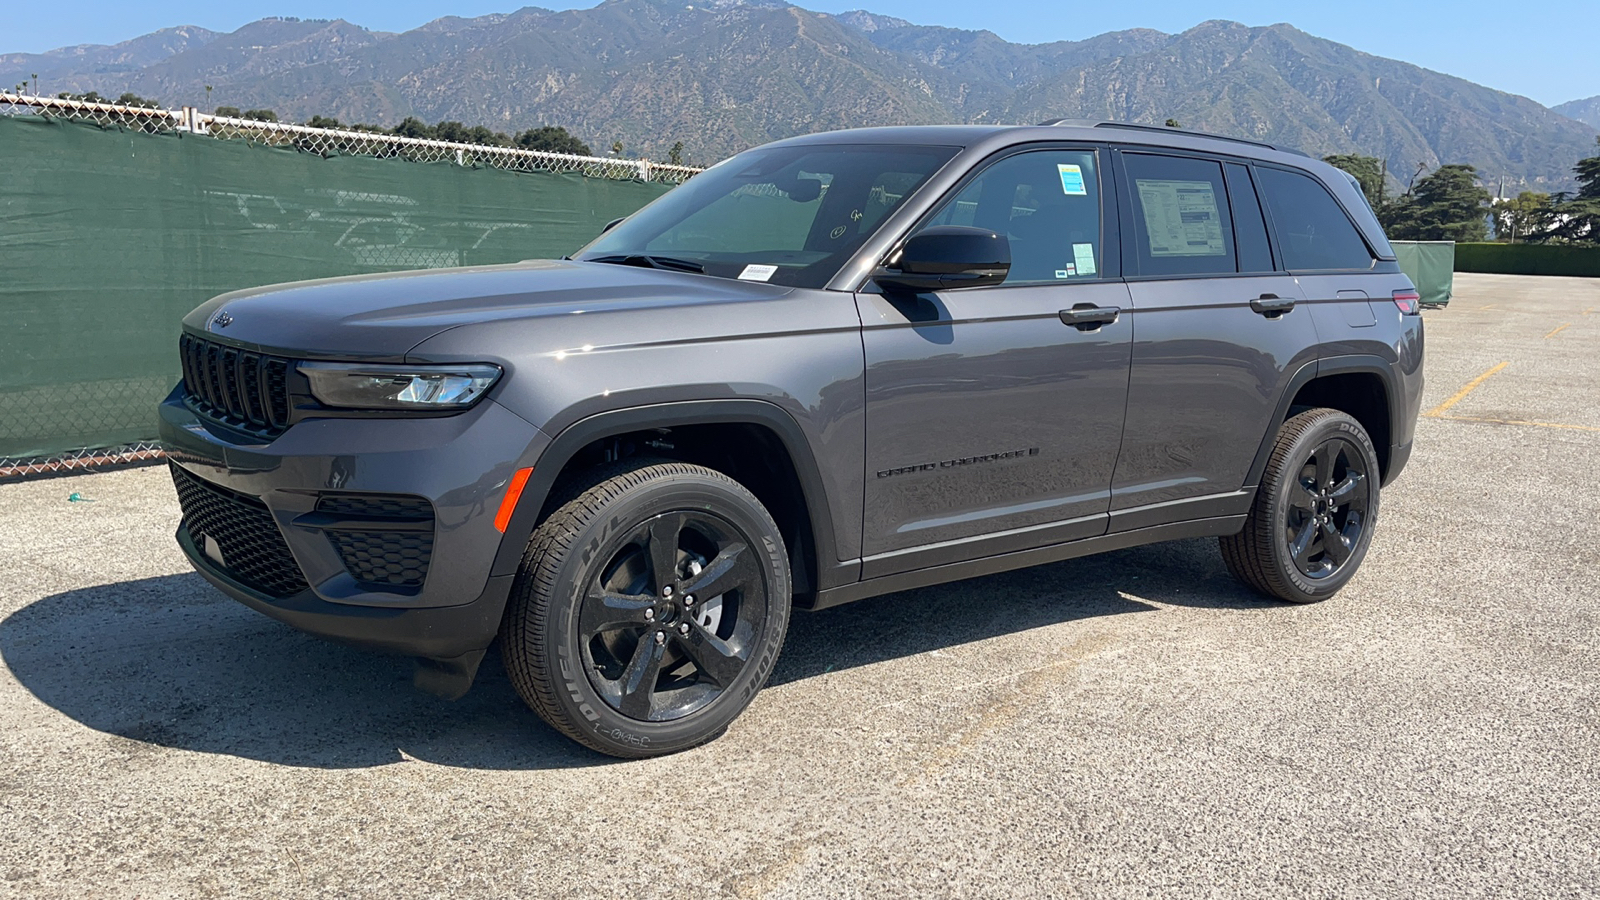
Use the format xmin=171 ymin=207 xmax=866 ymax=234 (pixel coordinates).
xmin=1249 ymin=294 xmax=1296 ymax=317
xmin=1059 ymin=305 xmax=1121 ymax=331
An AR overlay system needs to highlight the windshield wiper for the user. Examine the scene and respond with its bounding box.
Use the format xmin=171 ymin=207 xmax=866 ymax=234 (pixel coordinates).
xmin=586 ymin=254 xmax=706 ymax=274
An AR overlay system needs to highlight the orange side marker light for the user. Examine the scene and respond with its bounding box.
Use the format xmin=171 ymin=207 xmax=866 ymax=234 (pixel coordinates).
xmin=494 ymin=467 xmax=534 ymax=533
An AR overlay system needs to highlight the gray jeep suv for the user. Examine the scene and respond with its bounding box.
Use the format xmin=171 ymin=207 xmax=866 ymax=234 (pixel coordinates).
xmin=161 ymin=121 xmax=1424 ymax=757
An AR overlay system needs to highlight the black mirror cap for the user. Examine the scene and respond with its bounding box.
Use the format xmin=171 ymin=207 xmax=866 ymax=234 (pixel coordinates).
xmin=874 ymin=226 xmax=1010 ymax=292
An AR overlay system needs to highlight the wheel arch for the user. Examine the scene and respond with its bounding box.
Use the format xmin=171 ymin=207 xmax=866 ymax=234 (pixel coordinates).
xmin=1247 ymin=355 xmax=1402 ymax=488
xmin=489 ymin=400 xmax=847 ymax=603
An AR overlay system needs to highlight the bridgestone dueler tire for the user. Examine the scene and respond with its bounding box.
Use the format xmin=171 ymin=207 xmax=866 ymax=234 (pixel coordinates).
xmin=501 ymin=459 xmax=791 ymax=758
xmin=1220 ymin=408 xmax=1381 ymax=604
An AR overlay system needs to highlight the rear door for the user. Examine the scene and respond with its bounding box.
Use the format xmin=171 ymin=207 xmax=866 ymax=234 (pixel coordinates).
xmin=1109 ymin=150 xmax=1318 ymax=529
xmin=857 ymin=146 xmax=1133 ymax=577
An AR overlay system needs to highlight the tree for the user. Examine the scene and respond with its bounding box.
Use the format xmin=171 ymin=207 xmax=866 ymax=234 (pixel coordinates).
xmin=1323 ymin=153 xmax=1387 ymax=209
xmin=305 ymin=115 xmax=342 ymax=129
xmin=611 ymin=140 xmax=624 ymax=156
xmin=1554 ymin=138 xmax=1600 ymax=243
xmin=214 ymin=106 xmax=241 ymax=117
xmin=1382 ymin=164 xmax=1491 ymax=242
xmin=1496 ymin=192 xmax=1555 ymax=243
xmin=667 ymin=141 xmax=685 ymax=165
xmin=116 ymin=92 xmax=160 ymax=109
xmin=515 ymin=125 xmax=591 ymax=156
xmin=241 ymin=108 xmax=279 ymax=122
xmin=1164 ymin=118 xmax=1181 ymax=128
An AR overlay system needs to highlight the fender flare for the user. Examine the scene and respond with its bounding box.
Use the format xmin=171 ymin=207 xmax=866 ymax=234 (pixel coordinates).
xmin=1244 ymin=354 xmax=1402 ymax=488
xmin=488 ymin=399 xmax=851 ymax=593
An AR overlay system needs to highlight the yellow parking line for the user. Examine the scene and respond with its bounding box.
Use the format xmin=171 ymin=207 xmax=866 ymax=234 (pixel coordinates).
xmin=1477 ymin=304 xmax=1497 ymax=310
xmin=1584 ymin=306 xmax=1595 ymax=316
xmin=1425 ymin=361 xmax=1508 ymax=418
xmin=1545 ymin=323 xmax=1571 ymax=339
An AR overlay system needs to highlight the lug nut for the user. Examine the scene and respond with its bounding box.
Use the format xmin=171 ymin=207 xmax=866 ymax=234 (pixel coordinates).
xmin=684 ymin=594 xmax=695 ymax=606
xmin=654 ymin=631 xmax=665 ymax=645
xmin=678 ymin=622 xmax=690 ymax=635
xmin=644 ymin=608 xmax=655 ymax=621
xmin=662 ymin=585 xmax=674 ymax=597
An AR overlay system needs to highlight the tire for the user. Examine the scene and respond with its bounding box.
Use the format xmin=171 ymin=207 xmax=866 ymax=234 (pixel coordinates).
xmin=1220 ymin=408 xmax=1382 ymax=604
xmin=501 ymin=459 xmax=791 ymax=758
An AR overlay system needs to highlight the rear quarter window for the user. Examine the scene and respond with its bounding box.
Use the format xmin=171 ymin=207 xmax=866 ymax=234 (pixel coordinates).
xmin=1256 ymin=167 xmax=1375 ymax=271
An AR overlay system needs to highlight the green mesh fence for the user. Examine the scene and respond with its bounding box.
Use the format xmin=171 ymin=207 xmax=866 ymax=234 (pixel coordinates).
xmin=0 ymin=114 xmax=674 ymax=460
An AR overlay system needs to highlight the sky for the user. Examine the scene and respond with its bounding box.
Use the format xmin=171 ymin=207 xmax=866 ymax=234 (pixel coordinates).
xmin=6 ymin=0 xmax=1597 ymax=107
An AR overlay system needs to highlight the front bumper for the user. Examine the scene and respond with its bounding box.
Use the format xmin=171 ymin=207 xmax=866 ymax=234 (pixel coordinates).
xmin=160 ymin=386 xmax=550 ymax=658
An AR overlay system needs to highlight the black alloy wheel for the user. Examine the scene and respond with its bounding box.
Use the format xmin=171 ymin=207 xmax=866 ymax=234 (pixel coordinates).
xmin=502 ymin=459 xmax=791 ymax=758
xmin=1221 ymin=408 xmax=1382 ymax=603
xmin=581 ymin=510 xmax=768 ymax=722
xmin=1284 ymin=436 xmax=1370 ymax=580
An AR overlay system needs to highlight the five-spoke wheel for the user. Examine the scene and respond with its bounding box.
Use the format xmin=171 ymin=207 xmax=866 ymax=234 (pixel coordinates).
xmin=501 ymin=460 xmax=790 ymax=758
xmin=1221 ymin=408 xmax=1381 ymax=603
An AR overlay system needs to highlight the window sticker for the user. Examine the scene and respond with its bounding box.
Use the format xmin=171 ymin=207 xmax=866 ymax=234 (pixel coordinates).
xmin=1072 ymin=242 xmax=1097 ymax=276
xmin=1057 ymin=164 xmax=1088 ymax=196
xmin=737 ymin=264 xmax=778 ymax=282
xmin=1054 ymin=266 xmax=1076 ymax=279
xmin=1135 ymin=178 xmax=1226 ymax=257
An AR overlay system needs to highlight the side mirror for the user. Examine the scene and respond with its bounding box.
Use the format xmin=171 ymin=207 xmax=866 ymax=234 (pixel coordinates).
xmin=873 ymin=226 xmax=1010 ymax=292
xmin=600 ymin=216 xmax=625 ymax=234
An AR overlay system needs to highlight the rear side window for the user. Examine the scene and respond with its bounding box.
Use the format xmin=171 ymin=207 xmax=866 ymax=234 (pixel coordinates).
xmin=1255 ymin=167 xmax=1375 ymax=271
xmin=1225 ymin=163 xmax=1275 ymax=273
xmin=1123 ymin=153 xmax=1236 ymax=277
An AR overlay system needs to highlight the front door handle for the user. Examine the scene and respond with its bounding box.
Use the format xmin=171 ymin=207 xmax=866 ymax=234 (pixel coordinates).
xmin=1250 ymin=294 xmax=1296 ymax=317
xmin=1059 ymin=304 xmax=1120 ymax=331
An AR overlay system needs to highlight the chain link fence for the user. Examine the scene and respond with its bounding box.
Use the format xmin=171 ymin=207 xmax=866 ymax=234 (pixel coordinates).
xmin=0 ymin=92 xmax=702 ymax=184
xmin=1 ymin=93 xmax=701 ymax=480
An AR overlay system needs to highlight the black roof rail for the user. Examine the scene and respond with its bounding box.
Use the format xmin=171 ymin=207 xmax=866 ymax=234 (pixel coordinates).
xmin=1034 ymin=119 xmax=1308 ymax=157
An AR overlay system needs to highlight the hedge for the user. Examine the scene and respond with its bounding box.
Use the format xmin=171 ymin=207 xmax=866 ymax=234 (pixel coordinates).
xmin=1454 ymin=243 xmax=1600 ymax=277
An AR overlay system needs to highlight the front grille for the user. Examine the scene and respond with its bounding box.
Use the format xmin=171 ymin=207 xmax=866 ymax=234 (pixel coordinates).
xmin=171 ymin=463 xmax=309 ymax=598
xmin=179 ymin=334 xmax=293 ymax=438
xmin=316 ymin=494 xmax=436 ymax=589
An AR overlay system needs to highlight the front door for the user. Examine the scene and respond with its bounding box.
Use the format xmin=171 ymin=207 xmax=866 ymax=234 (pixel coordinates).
xmin=858 ymin=147 xmax=1133 ymax=579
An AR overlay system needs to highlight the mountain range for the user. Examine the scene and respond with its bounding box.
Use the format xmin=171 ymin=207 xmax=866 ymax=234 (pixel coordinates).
xmin=1554 ymin=96 xmax=1600 ymax=131
xmin=4 ymin=0 xmax=1596 ymax=192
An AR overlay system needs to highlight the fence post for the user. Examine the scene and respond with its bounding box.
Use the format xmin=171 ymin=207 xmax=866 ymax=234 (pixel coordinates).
xmin=639 ymin=160 xmax=651 ymax=182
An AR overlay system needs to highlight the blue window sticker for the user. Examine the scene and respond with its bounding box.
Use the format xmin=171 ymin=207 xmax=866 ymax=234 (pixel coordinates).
xmin=1058 ymin=164 xmax=1087 ymax=196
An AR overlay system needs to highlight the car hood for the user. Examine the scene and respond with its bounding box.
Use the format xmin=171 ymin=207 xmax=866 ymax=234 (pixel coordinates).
xmin=182 ymin=259 xmax=791 ymax=360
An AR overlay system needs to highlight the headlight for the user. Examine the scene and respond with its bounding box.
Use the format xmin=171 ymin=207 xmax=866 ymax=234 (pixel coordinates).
xmin=299 ymin=362 xmax=502 ymax=410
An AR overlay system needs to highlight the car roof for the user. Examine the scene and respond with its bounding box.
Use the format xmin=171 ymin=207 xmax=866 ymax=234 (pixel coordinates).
xmin=767 ymin=121 xmax=1308 ymax=164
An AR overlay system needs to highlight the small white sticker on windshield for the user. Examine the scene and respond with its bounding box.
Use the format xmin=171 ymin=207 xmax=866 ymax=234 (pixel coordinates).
xmin=738 ymin=264 xmax=778 ymax=282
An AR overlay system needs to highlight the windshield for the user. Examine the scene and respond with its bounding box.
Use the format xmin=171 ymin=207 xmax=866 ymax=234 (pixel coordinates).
xmin=574 ymin=143 xmax=958 ymax=289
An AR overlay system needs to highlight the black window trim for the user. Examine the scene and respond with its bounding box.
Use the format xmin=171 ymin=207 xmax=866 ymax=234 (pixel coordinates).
xmin=1223 ymin=161 xmax=1279 ymax=274
xmin=1249 ymin=160 xmax=1381 ymax=275
xmin=859 ymin=141 xmax=1122 ymax=293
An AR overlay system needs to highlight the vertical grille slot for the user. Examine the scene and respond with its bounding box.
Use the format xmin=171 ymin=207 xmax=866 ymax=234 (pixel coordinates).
xmin=178 ymin=334 xmax=294 ymax=439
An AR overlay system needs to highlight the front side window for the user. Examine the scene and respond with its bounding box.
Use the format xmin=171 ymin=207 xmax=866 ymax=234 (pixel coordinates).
xmin=917 ymin=149 xmax=1106 ymax=285
xmin=1255 ymin=167 xmax=1376 ymax=271
xmin=576 ymin=144 xmax=957 ymax=289
xmin=1124 ymin=153 xmax=1237 ymax=277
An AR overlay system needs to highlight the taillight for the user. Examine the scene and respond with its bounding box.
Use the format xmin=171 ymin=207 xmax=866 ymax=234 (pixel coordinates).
xmin=1392 ymin=290 xmax=1421 ymax=315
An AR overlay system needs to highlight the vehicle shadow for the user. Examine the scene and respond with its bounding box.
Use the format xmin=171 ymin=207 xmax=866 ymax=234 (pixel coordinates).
xmin=0 ymin=538 xmax=1269 ymax=771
